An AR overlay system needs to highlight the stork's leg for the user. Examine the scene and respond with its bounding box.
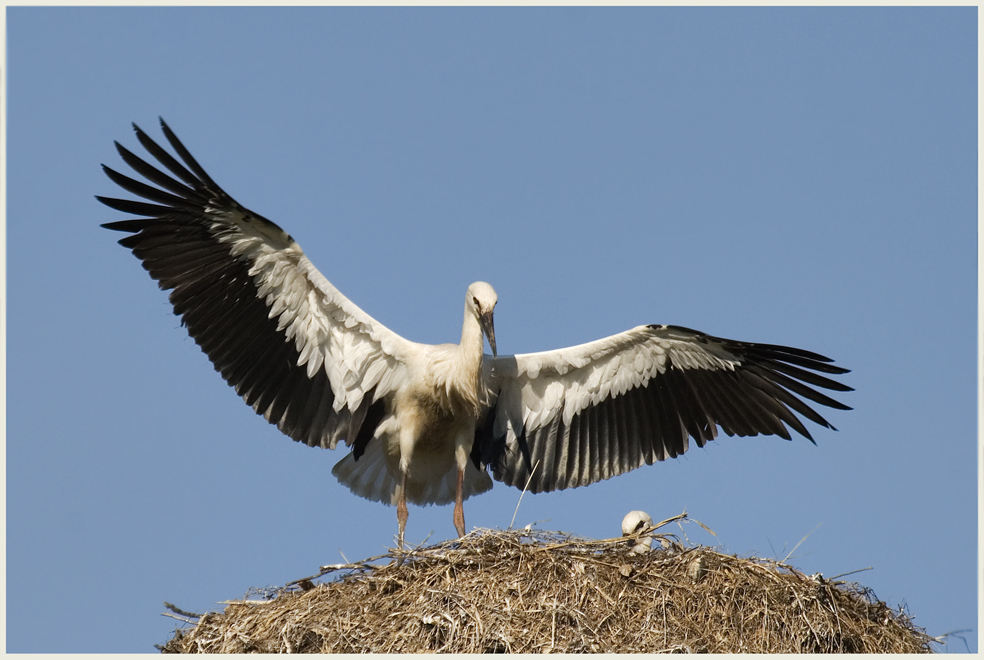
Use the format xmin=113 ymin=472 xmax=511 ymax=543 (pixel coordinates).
xmin=453 ymin=466 xmax=466 ymax=538
xmin=396 ymin=471 xmax=408 ymax=550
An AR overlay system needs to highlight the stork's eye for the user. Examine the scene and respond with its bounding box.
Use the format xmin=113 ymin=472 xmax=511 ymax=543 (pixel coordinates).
xmin=473 ymin=297 xmax=479 ymax=307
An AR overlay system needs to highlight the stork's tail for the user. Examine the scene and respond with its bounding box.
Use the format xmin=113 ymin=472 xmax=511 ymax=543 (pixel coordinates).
xmin=332 ymin=440 xmax=493 ymax=507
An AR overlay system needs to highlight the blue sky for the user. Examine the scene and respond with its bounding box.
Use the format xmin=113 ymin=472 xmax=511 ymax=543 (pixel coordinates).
xmin=6 ymin=7 xmax=977 ymax=653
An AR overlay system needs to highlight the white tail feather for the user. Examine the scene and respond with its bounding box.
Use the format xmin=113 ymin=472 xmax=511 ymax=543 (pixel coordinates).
xmin=332 ymin=440 xmax=493 ymax=507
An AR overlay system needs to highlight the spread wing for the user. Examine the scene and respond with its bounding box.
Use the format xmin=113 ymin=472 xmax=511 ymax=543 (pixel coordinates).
xmin=98 ymin=119 xmax=414 ymax=451
xmin=475 ymin=324 xmax=852 ymax=493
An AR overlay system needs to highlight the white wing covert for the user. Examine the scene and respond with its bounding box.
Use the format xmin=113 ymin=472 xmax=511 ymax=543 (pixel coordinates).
xmin=99 ymin=120 xmax=413 ymax=451
xmin=476 ymin=324 xmax=852 ymax=493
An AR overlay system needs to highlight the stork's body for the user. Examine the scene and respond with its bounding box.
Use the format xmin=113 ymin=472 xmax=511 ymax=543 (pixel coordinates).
xmin=99 ymin=120 xmax=852 ymax=547
xmin=347 ymin=284 xmax=497 ymax=545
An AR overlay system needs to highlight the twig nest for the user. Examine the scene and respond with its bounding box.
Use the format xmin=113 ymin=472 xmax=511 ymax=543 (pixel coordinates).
xmin=159 ymin=524 xmax=939 ymax=654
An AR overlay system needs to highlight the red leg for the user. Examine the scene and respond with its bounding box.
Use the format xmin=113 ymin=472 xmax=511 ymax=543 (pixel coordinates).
xmin=397 ymin=471 xmax=408 ymax=549
xmin=453 ymin=466 xmax=466 ymax=538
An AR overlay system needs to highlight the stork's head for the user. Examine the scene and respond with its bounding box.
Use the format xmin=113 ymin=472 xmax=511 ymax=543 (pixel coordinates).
xmin=467 ymin=281 xmax=497 ymax=357
xmin=621 ymin=510 xmax=653 ymax=536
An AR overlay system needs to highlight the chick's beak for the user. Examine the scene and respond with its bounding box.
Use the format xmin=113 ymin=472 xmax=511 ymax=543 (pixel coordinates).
xmin=480 ymin=309 xmax=497 ymax=357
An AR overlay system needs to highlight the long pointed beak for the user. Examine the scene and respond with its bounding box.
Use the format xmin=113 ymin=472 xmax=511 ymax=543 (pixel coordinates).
xmin=480 ymin=310 xmax=497 ymax=357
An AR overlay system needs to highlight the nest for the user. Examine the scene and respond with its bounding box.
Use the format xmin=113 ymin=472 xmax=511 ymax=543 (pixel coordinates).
xmin=159 ymin=515 xmax=936 ymax=653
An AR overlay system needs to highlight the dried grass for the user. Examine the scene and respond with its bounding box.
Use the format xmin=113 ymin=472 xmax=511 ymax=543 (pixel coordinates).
xmin=160 ymin=515 xmax=936 ymax=653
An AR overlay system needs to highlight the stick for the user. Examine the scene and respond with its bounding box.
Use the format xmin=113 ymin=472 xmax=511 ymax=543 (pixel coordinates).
xmin=782 ymin=523 xmax=821 ymax=564
xmin=510 ymin=460 xmax=540 ymax=530
xmin=827 ymin=567 xmax=873 ymax=581
xmin=163 ymin=602 xmax=202 ymax=619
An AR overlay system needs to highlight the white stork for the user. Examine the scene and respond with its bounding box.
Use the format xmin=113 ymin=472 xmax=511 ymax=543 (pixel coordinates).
xmin=99 ymin=120 xmax=852 ymax=548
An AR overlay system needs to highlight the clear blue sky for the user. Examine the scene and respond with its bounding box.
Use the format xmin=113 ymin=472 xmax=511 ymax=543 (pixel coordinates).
xmin=6 ymin=7 xmax=977 ymax=653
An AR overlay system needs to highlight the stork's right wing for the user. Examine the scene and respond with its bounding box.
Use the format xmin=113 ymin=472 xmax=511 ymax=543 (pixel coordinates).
xmin=99 ymin=120 xmax=415 ymax=452
xmin=476 ymin=324 xmax=852 ymax=493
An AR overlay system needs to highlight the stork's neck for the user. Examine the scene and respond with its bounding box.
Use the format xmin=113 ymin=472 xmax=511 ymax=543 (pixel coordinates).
xmin=451 ymin=308 xmax=486 ymax=414
xmin=460 ymin=308 xmax=486 ymax=372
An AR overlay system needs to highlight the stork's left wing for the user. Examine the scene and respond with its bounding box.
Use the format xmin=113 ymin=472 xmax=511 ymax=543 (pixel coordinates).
xmin=475 ymin=324 xmax=851 ymax=493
